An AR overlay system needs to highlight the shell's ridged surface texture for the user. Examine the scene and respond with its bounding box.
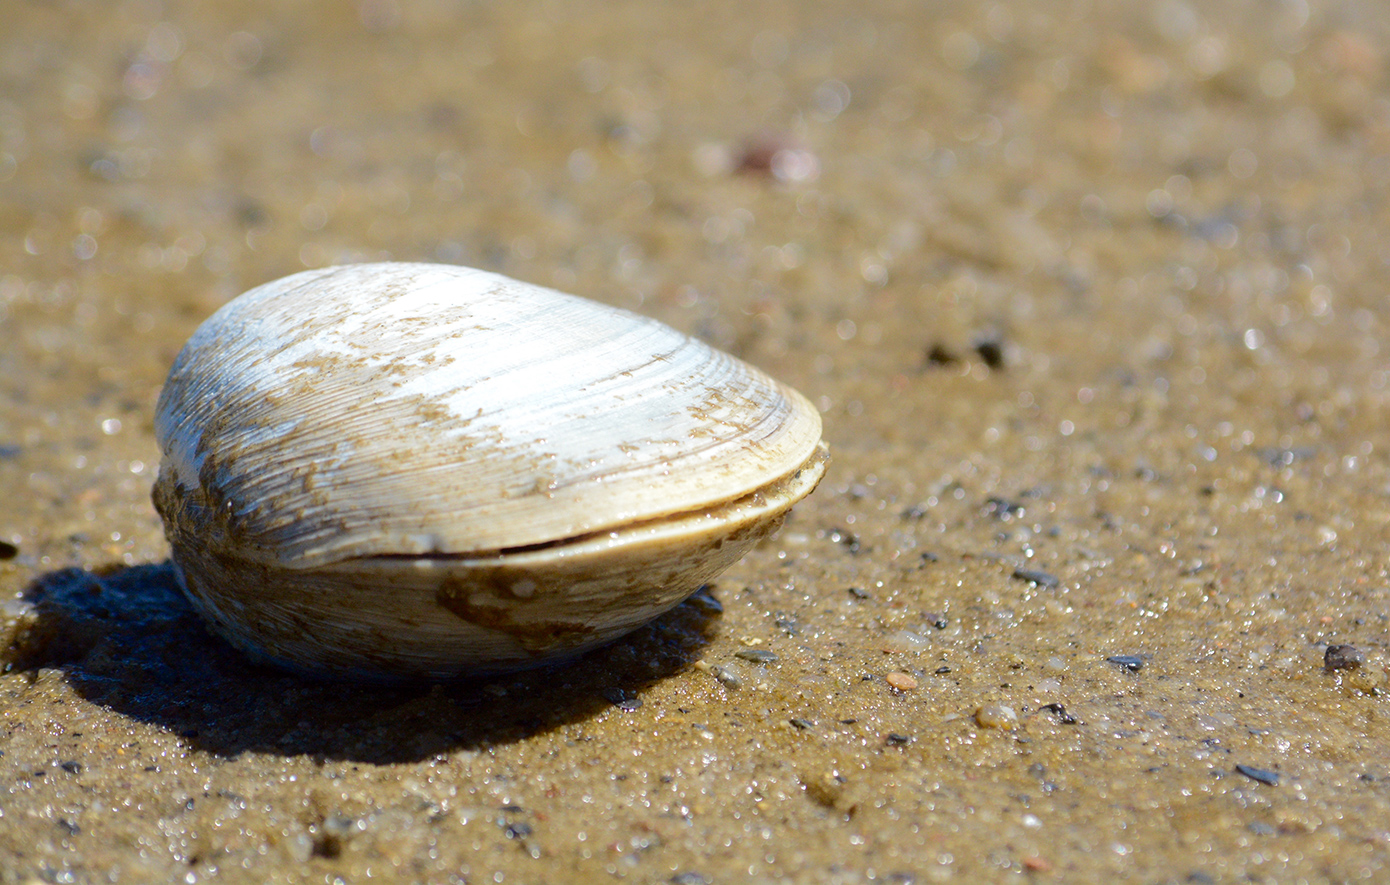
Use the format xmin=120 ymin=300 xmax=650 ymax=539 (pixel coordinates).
xmin=153 ymin=262 xmax=827 ymax=680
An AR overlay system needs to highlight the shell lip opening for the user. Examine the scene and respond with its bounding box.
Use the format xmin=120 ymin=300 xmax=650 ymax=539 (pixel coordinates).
xmin=349 ymin=442 xmax=830 ymax=567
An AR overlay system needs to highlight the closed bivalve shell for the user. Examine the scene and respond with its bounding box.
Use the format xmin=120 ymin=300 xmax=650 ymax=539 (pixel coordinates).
xmin=152 ymin=262 xmax=827 ymax=680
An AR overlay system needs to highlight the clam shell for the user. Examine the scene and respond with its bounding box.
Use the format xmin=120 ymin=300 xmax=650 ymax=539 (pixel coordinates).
xmin=153 ymin=262 xmax=827 ymax=680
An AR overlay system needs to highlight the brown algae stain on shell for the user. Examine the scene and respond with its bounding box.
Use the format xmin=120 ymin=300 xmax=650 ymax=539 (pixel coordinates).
xmin=152 ymin=262 xmax=827 ymax=680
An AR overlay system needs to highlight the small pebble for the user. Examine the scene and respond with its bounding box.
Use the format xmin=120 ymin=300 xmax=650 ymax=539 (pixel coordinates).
xmin=885 ymin=732 xmax=912 ymax=745
xmin=1258 ymin=446 xmax=1315 ymax=467
xmin=1041 ymin=703 xmax=1078 ymax=724
xmin=986 ymin=497 xmax=1025 ymax=519
xmin=827 ymin=528 xmax=861 ymax=554
xmin=789 ymin=717 xmax=814 ymax=730
xmin=800 ymin=772 xmax=846 ymax=808
xmin=924 ymin=343 xmax=960 ymax=366
xmin=1235 ymin=764 xmax=1280 ymax=786
xmin=847 ymin=586 xmax=871 ymax=600
xmin=0 ymin=540 xmax=17 ymax=560
xmin=974 ymin=704 xmax=1019 ymax=729
xmin=974 ymin=335 xmax=1006 ymax=369
xmin=685 ymin=586 xmax=723 ymax=615
xmin=321 ymin=814 xmax=355 ymax=842
xmin=1324 ymin=644 xmax=1364 ymax=671
xmin=735 ymin=648 xmax=779 ymax=664
xmin=1013 ymin=567 xmax=1059 ymax=588
xmin=885 ymin=672 xmax=918 ymax=691
xmin=1107 ymin=654 xmax=1145 ymax=672
xmin=712 ymin=664 xmax=743 ymax=689
xmin=734 ymin=133 xmax=818 ymax=182
xmin=882 ymin=629 xmax=930 ymax=652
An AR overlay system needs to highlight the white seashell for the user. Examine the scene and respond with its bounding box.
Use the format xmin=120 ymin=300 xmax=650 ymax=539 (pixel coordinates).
xmin=152 ymin=262 xmax=827 ymax=680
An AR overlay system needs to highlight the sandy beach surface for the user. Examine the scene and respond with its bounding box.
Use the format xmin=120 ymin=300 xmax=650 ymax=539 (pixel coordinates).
xmin=3 ymin=0 xmax=1388 ymax=881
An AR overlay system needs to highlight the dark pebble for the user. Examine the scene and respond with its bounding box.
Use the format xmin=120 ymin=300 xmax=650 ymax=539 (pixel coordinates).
xmin=885 ymin=732 xmax=912 ymax=745
xmin=1013 ymin=567 xmax=1059 ymax=588
xmin=924 ymin=343 xmax=960 ymax=367
xmin=934 ymin=665 xmax=951 ymax=675
xmin=505 ymin=821 xmax=533 ymax=839
xmin=685 ymin=585 xmax=723 ymax=615
xmin=1040 ymin=703 xmax=1078 ymax=724
xmin=735 ymin=648 xmax=779 ymax=664
xmin=0 ymin=540 xmax=16 ymax=560
xmin=1107 ymin=654 xmax=1145 ymax=672
xmin=59 ymin=760 xmax=82 ymax=774
xmin=0 ymin=443 xmax=21 ymax=459
xmin=57 ymin=819 xmax=80 ymax=836
xmin=847 ymin=586 xmax=871 ymax=600
xmin=1324 ymin=644 xmax=1364 ymax=671
xmin=774 ymin=617 xmax=800 ymax=636
xmin=1235 ymin=764 xmax=1280 ymax=786
xmin=974 ymin=336 xmax=1005 ymax=369
xmin=312 ymin=834 xmax=343 ymax=860
xmin=600 ymin=688 xmax=643 ymax=711
xmin=901 ymin=504 xmax=928 ymax=520
xmin=986 ymin=497 xmax=1025 ymax=519
xmin=827 ymin=528 xmax=861 ymax=554
xmin=920 ymin=551 xmax=939 ymax=563
xmin=789 ymin=717 xmax=814 ymax=730
xmin=925 ymin=612 xmax=948 ymax=629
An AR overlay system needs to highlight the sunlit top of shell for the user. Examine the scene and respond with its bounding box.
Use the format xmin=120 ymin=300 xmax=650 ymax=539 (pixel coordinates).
xmin=154 ymin=263 xmax=823 ymax=568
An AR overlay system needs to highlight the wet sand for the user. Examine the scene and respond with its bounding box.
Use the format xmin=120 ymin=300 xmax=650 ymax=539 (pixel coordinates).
xmin=3 ymin=0 xmax=1389 ymax=881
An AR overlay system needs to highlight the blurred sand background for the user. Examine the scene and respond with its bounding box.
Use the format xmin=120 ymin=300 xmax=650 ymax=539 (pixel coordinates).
xmin=2 ymin=0 xmax=1389 ymax=881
